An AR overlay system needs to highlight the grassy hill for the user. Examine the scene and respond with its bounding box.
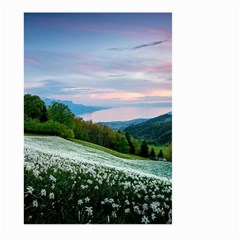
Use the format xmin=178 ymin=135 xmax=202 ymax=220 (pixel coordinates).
xmin=24 ymin=136 xmax=172 ymax=224
xmin=70 ymin=138 xmax=146 ymax=160
xmin=124 ymin=112 xmax=172 ymax=145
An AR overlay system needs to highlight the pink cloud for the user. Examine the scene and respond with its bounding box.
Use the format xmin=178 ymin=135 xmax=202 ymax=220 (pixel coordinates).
xmin=89 ymin=91 xmax=144 ymax=101
xmin=145 ymin=62 xmax=172 ymax=73
xmin=146 ymin=28 xmax=171 ymax=36
xmin=145 ymin=88 xmax=172 ymax=97
xmin=120 ymin=31 xmax=142 ymax=36
xmin=25 ymin=58 xmax=39 ymax=66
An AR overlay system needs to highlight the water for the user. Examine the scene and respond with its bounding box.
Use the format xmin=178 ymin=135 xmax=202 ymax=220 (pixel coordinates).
xmin=79 ymin=107 xmax=171 ymax=122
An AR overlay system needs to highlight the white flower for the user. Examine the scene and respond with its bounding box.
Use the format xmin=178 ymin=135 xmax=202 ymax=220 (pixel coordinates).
xmin=33 ymin=169 xmax=40 ymax=177
xmin=87 ymin=179 xmax=92 ymax=184
xmin=109 ymin=198 xmax=114 ymax=204
xmin=94 ymin=186 xmax=99 ymax=190
xmin=155 ymin=208 xmax=161 ymax=214
xmin=124 ymin=208 xmax=130 ymax=214
xmin=133 ymin=205 xmax=140 ymax=212
xmin=51 ymin=184 xmax=55 ymax=189
xmin=85 ymin=206 xmax=93 ymax=216
xmin=141 ymin=215 xmax=150 ymax=224
xmin=85 ymin=197 xmax=90 ymax=203
xmin=112 ymin=211 xmax=117 ymax=218
xmin=151 ymin=213 xmax=156 ymax=220
xmin=142 ymin=203 xmax=148 ymax=211
xmin=125 ymin=199 xmax=130 ymax=205
xmin=32 ymin=200 xmax=38 ymax=207
xmin=26 ymin=186 xmax=34 ymax=194
xmin=78 ymin=199 xmax=83 ymax=205
xmin=150 ymin=202 xmax=160 ymax=211
xmin=49 ymin=175 xmax=56 ymax=182
xmin=112 ymin=203 xmax=120 ymax=209
xmin=40 ymin=189 xmax=46 ymax=196
xmin=49 ymin=192 xmax=55 ymax=199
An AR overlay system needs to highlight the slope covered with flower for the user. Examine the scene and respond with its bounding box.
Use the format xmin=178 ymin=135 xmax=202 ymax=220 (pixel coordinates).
xmin=24 ymin=136 xmax=172 ymax=224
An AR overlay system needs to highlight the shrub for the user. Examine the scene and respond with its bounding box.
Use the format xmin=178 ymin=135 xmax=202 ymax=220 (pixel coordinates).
xmin=24 ymin=118 xmax=74 ymax=139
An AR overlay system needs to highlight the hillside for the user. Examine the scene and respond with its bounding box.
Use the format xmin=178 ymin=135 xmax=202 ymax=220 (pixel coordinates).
xmin=25 ymin=136 xmax=172 ymax=179
xmin=124 ymin=112 xmax=172 ymax=145
xmin=100 ymin=118 xmax=149 ymax=131
xmin=24 ymin=136 xmax=172 ymax=224
xmin=43 ymin=98 xmax=107 ymax=115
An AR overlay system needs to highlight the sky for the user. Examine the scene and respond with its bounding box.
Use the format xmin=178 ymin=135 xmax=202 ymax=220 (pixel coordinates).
xmin=24 ymin=13 xmax=172 ymax=108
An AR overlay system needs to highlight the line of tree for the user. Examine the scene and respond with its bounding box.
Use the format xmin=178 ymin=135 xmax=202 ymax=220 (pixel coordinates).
xmin=24 ymin=94 xmax=75 ymax=138
xmin=24 ymin=94 xmax=134 ymax=155
xmin=24 ymin=94 xmax=172 ymax=160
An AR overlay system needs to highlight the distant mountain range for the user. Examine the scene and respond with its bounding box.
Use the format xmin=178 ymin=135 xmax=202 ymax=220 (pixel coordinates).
xmin=101 ymin=112 xmax=172 ymax=145
xmin=100 ymin=118 xmax=149 ymax=131
xmin=124 ymin=112 xmax=172 ymax=145
xmin=42 ymin=98 xmax=107 ymax=115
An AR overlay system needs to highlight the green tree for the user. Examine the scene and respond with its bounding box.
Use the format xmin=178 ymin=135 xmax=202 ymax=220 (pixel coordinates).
xmin=40 ymin=104 xmax=48 ymax=122
xmin=115 ymin=133 xmax=130 ymax=154
xmin=167 ymin=143 xmax=172 ymax=162
xmin=125 ymin=132 xmax=135 ymax=154
xmin=48 ymin=102 xmax=75 ymax=129
xmin=149 ymin=148 xmax=156 ymax=160
xmin=158 ymin=149 xmax=164 ymax=158
xmin=74 ymin=117 xmax=89 ymax=141
xmin=24 ymin=94 xmax=47 ymax=121
xmin=140 ymin=140 xmax=149 ymax=158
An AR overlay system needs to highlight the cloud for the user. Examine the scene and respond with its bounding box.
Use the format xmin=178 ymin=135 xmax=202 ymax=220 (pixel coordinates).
xmin=132 ymin=40 xmax=168 ymax=49
xmin=108 ymin=39 xmax=168 ymax=51
xmin=108 ymin=74 xmax=126 ymax=77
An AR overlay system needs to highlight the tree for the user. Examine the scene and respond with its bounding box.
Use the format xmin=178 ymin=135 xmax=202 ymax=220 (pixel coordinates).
xmin=24 ymin=94 xmax=47 ymax=121
xmin=74 ymin=117 xmax=89 ymax=141
xmin=125 ymin=132 xmax=135 ymax=154
xmin=140 ymin=140 xmax=149 ymax=158
xmin=39 ymin=104 xmax=48 ymax=122
xmin=167 ymin=143 xmax=172 ymax=162
xmin=114 ymin=132 xmax=129 ymax=154
xmin=158 ymin=149 xmax=164 ymax=158
xmin=48 ymin=102 xmax=75 ymax=129
xmin=149 ymin=148 xmax=156 ymax=160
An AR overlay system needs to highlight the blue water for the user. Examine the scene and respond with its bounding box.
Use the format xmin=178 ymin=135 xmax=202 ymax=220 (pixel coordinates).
xmin=79 ymin=106 xmax=171 ymax=122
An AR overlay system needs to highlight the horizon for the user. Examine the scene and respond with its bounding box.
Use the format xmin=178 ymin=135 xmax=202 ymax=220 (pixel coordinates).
xmin=24 ymin=13 xmax=172 ymax=111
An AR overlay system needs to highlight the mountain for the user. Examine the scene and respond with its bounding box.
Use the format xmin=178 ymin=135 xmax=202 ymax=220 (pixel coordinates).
xmin=42 ymin=98 xmax=107 ymax=115
xmin=100 ymin=118 xmax=149 ymax=131
xmin=124 ymin=112 xmax=172 ymax=145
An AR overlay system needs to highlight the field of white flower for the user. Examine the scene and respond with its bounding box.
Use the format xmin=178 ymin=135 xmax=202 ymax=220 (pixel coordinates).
xmin=24 ymin=136 xmax=172 ymax=224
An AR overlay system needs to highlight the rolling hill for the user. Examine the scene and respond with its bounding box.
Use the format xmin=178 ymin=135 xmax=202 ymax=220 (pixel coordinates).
xmin=24 ymin=135 xmax=172 ymax=224
xmin=24 ymin=136 xmax=172 ymax=179
xmin=124 ymin=112 xmax=172 ymax=145
xmin=100 ymin=118 xmax=149 ymax=131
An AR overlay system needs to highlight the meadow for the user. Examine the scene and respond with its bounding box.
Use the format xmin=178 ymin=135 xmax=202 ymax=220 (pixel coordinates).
xmin=24 ymin=136 xmax=172 ymax=224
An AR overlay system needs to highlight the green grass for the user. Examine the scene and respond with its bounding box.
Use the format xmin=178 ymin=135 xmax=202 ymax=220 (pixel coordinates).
xmin=25 ymin=132 xmax=148 ymax=161
xmin=70 ymin=138 xmax=147 ymax=161
xmin=148 ymin=144 xmax=169 ymax=158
